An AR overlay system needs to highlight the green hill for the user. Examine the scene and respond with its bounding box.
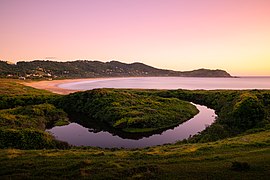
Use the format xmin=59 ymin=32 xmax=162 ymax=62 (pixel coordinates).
xmin=0 ymin=60 xmax=231 ymax=79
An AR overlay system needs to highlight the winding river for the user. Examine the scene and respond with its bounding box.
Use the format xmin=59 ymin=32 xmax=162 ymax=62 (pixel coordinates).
xmin=47 ymin=103 xmax=216 ymax=148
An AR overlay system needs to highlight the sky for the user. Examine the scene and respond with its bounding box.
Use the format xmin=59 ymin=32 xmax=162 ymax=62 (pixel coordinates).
xmin=0 ymin=0 xmax=270 ymax=76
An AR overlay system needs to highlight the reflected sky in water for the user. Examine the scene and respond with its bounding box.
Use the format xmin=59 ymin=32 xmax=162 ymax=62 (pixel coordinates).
xmin=47 ymin=104 xmax=216 ymax=148
xmin=59 ymin=77 xmax=270 ymax=91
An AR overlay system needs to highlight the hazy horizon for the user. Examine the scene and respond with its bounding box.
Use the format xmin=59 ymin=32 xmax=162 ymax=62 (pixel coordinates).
xmin=1 ymin=0 xmax=270 ymax=76
xmin=1 ymin=59 xmax=270 ymax=77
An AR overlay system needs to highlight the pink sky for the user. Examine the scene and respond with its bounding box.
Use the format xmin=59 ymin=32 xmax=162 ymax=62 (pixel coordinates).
xmin=1 ymin=0 xmax=270 ymax=75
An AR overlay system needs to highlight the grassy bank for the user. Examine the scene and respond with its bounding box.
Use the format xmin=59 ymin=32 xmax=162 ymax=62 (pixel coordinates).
xmin=0 ymin=79 xmax=53 ymax=96
xmin=0 ymin=80 xmax=69 ymax=149
xmin=0 ymin=129 xmax=269 ymax=179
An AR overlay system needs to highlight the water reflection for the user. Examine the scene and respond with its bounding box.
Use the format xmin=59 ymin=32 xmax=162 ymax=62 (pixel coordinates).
xmin=47 ymin=104 xmax=216 ymax=148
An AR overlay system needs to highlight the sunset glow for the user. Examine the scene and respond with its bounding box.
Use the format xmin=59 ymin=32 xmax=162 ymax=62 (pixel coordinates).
xmin=1 ymin=0 xmax=270 ymax=76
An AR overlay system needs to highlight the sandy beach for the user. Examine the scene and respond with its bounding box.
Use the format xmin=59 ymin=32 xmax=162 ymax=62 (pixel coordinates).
xmin=22 ymin=77 xmax=141 ymax=95
xmin=23 ymin=78 xmax=96 ymax=95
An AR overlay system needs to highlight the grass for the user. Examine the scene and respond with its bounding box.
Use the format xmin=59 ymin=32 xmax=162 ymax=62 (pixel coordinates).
xmin=122 ymin=127 xmax=157 ymax=133
xmin=0 ymin=80 xmax=69 ymax=149
xmin=0 ymin=103 xmax=70 ymax=149
xmin=0 ymin=103 xmax=69 ymax=130
xmin=0 ymin=129 xmax=269 ymax=179
xmin=0 ymin=79 xmax=53 ymax=96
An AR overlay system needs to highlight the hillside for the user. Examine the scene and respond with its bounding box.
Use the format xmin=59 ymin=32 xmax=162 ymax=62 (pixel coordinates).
xmin=0 ymin=60 xmax=231 ymax=79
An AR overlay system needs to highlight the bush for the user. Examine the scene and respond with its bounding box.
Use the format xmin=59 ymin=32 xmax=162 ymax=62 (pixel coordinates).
xmin=232 ymin=93 xmax=265 ymax=130
xmin=0 ymin=103 xmax=69 ymax=130
xmin=0 ymin=128 xmax=69 ymax=149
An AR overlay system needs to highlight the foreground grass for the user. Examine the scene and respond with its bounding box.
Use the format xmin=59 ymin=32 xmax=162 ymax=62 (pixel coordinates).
xmin=0 ymin=79 xmax=53 ymax=96
xmin=0 ymin=130 xmax=269 ymax=179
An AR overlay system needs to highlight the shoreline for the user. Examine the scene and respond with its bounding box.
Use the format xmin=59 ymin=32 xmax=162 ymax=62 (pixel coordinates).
xmin=22 ymin=78 xmax=96 ymax=95
xmin=22 ymin=77 xmax=157 ymax=95
xmin=21 ymin=76 xmax=270 ymax=95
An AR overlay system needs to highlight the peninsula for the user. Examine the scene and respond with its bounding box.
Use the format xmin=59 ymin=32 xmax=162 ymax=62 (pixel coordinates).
xmin=0 ymin=60 xmax=231 ymax=79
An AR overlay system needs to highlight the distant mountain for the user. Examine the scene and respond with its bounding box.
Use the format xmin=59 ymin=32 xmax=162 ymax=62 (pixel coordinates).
xmin=0 ymin=60 xmax=231 ymax=79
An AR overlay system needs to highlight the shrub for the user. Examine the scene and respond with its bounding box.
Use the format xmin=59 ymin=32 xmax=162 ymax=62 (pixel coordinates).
xmin=232 ymin=93 xmax=265 ymax=130
xmin=0 ymin=128 xmax=69 ymax=149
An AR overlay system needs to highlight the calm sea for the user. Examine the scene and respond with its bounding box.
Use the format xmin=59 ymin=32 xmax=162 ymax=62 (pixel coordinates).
xmin=58 ymin=77 xmax=270 ymax=91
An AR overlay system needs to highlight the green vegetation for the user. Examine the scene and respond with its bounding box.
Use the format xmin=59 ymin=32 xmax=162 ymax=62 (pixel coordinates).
xmin=0 ymin=79 xmax=58 ymax=110
xmin=0 ymin=103 xmax=69 ymax=149
xmin=57 ymin=89 xmax=199 ymax=133
xmin=0 ymin=80 xmax=270 ymax=179
xmin=0 ymin=103 xmax=69 ymax=130
xmin=0 ymin=128 xmax=69 ymax=150
xmin=0 ymin=129 xmax=269 ymax=179
xmin=0 ymin=79 xmax=53 ymax=96
xmin=0 ymin=80 xmax=69 ymax=149
xmin=155 ymin=89 xmax=270 ymax=142
xmin=0 ymin=60 xmax=231 ymax=79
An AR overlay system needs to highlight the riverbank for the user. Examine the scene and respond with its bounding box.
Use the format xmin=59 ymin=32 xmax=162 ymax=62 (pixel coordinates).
xmin=1 ymin=129 xmax=270 ymax=179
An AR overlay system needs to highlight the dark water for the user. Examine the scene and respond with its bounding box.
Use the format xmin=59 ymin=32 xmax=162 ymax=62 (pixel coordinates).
xmin=58 ymin=77 xmax=270 ymax=90
xmin=46 ymin=104 xmax=216 ymax=148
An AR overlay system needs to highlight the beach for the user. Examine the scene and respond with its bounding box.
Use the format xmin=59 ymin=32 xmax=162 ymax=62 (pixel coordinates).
xmin=22 ymin=78 xmax=94 ymax=95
